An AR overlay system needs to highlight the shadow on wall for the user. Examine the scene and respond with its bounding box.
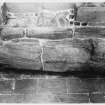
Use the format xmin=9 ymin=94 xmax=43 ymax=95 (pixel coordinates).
xmin=0 ymin=63 xmax=105 ymax=78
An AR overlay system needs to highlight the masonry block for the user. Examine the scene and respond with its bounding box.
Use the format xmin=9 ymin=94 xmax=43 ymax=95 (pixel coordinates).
xmin=14 ymin=79 xmax=37 ymax=94
xmin=23 ymin=92 xmax=59 ymax=103
xmin=0 ymin=94 xmax=24 ymax=103
xmin=90 ymin=39 xmax=105 ymax=69
xmin=27 ymin=28 xmax=73 ymax=39
xmin=0 ymin=80 xmax=12 ymax=93
xmin=57 ymin=94 xmax=89 ymax=103
xmin=37 ymin=78 xmax=67 ymax=94
xmin=0 ymin=39 xmax=42 ymax=70
xmin=75 ymin=27 xmax=105 ymax=38
xmin=67 ymin=77 xmax=95 ymax=93
xmin=90 ymin=78 xmax=105 ymax=93
xmin=90 ymin=93 xmax=105 ymax=103
xmin=0 ymin=28 xmax=25 ymax=40
xmin=77 ymin=7 xmax=105 ymax=23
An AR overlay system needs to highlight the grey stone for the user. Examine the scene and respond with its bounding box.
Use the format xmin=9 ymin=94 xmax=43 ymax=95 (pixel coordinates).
xmin=27 ymin=28 xmax=73 ymax=39
xmin=0 ymin=39 xmax=42 ymax=70
xmin=0 ymin=28 xmax=25 ymax=40
xmin=75 ymin=27 xmax=105 ymax=38
xmin=77 ymin=7 xmax=105 ymax=23
xmin=43 ymin=38 xmax=91 ymax=72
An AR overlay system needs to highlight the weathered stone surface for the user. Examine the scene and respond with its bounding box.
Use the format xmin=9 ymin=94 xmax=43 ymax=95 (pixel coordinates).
xmin=57 ymin=94 xmax=89 ymax=103
xmin=14 ymin=79 xmax=37 ymax=94
xmin=90 ymin=93 xmax=105 ymax=103
xmin=77 ymin=7 xmax=105 ymax=23
xmin=1 ymin=2 xmax=105 ymax=72
xmin=27 ymin=28 xmax=73 ymax=39
xmin=6 ymin=16 xmax=38 ymax=27
xmin=75 ymin=27 xmax=105 ymax=38
xmin=0 ymin=39 xmax=42 ymax=70
xmin=88 ymin=22 xmax=105 ymax=26
xmin=43 ymin=38 xmax=91 ymax=72
xmin=6 ymin=19 xmax=27 ymax=27
xmin=0 ymin=28 xmax=25 ymax=40
xmin=87 ymin=38 xmax=105 ymax=70
xmin=91 ymin=38 xmax=105 ymax=62
xmin=2 ymin=2 xmax=77 ymax=28
xmin=5 ymin=3 xmax=76 ymax=13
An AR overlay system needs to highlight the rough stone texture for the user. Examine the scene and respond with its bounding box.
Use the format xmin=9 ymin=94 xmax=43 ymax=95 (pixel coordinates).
xmin=0 ymin=2 xmax=105 ymax=103
xmin=85 ymin=38 xmax=105 ymax=70
xmin=91 ymin=39 xmax=105 ymax=62
xmin=37 ymin=78 xmax=67 ymax=94
xmin=88 ymin=22 xmax=105 ymax=26
xmin=57 ymin=94 xmax=89 ymax=103
xmin=77 ymin=7 xmax=105 ymax=23
xmin=27 ymin=28 xmax=73 ymax=39
xmin=0 ymin=38 xmax=92 ymax=72
xmin=0 ymin=66 xmax=104 ymax=103
xmin=5 ymin=3 xmax=76 ymax=13
xmin=75 ymin=27 xmax=105 ymax=38
xmin=6 ymin=19 xmax=27 ymax=27
xmin=90 ymin=93 xmax=105 ymax=103
xmin=43 ymin=39 xmax=91 ymax=72
xmin=0 ymin=80 xmax=12 ymax=93
xmin=2 ymin=2 xmax=77 ymax=28
xmin=67 ymin=77 xmax=94 ymax=93
xmin=0 ymin=28 xmax=25 ymax=40
xmin=0 ymin=94 xmax=25 ymax=103
xmin=14 ymin=79 xmax=37 ymax=94
xmin=0 ymin=39 xmax=42 ymax=70
xmin=1 ymin=3 xmax=105 ymax=72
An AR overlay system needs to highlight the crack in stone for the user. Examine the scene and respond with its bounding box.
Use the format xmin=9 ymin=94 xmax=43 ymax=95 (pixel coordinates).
xmin=88 ymin=93 xmax=91 ymax=103
xmin=66 ymin=78 xmax=69 ymax=94
xmin=24 ymin=28 xmax=27 ymax=38
xmin=39 ymin=40 xmax=46 ymax=71
xmin=41 ymin=47 xmax=44 ymax=70
xmin=71 ymin=25 xmax=76 ymax=38
xmin=12 ymin=79 xmax=16 ymax=91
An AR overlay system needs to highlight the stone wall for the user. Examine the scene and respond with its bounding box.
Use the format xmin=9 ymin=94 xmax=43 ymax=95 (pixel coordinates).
xmin=0 ymin=2 xmax=105 ymax=103
xmin=0 ymin=2 xmax=105 ymax=72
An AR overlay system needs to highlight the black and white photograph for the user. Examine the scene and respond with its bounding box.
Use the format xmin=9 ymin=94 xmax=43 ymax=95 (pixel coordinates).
xmin=0 ymin=0 xmax=105 ymax=103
